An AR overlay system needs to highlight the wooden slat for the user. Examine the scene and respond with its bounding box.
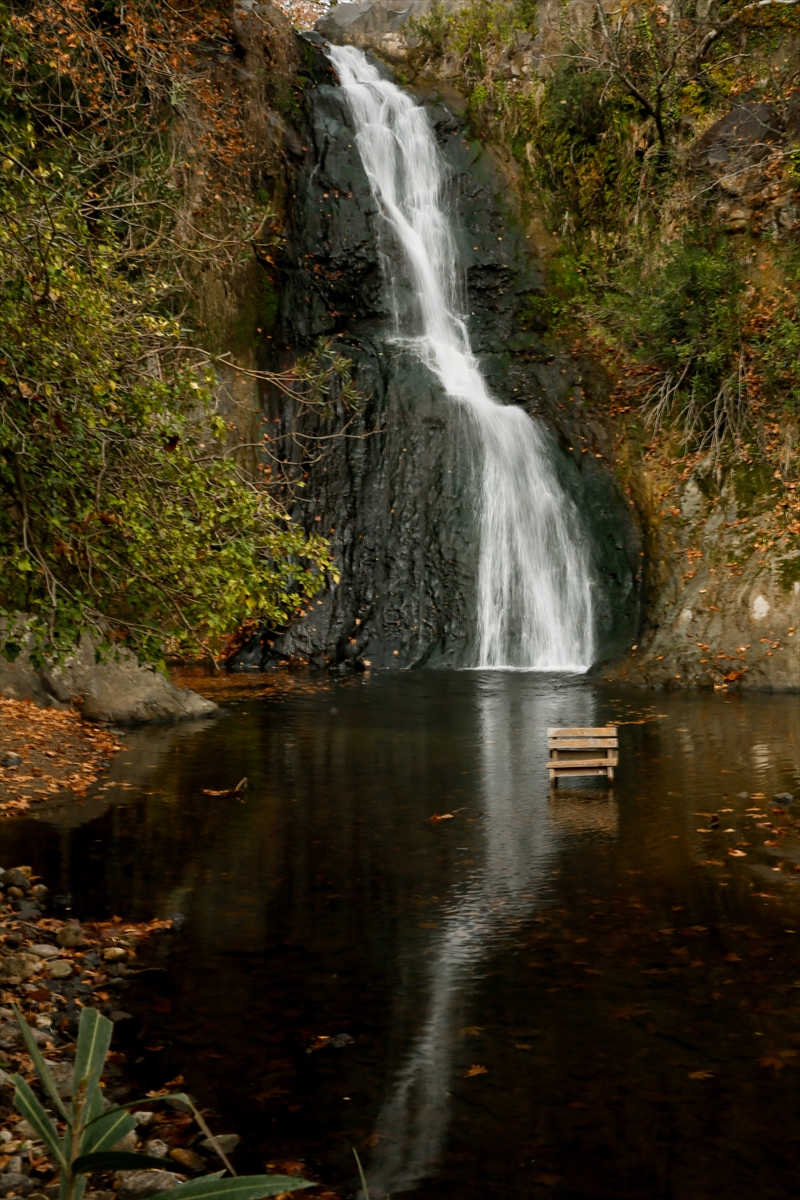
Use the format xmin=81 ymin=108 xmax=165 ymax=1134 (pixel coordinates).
xmin=550 ymin=755 xmax=619 ymax=768
xmin=548 ymin=737 xmax=618 ymax=750
xmin=549 ymin=767 xmax=611 ymax=778
xmin=547 ymin=727 xmax=617 ymax=736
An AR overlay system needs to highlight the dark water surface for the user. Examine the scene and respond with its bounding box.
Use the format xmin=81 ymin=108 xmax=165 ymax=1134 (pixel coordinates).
xmin=3 ymin=672 xmax=800 ymax=1199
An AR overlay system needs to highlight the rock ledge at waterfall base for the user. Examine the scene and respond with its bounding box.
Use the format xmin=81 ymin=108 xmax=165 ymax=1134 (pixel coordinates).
xmin=0 ymin=634 xmax=218 ymax=724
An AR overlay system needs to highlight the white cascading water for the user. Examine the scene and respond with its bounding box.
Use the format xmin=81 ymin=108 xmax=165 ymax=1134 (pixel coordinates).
xmin=328 ymin=45 xmax=595 ymax=670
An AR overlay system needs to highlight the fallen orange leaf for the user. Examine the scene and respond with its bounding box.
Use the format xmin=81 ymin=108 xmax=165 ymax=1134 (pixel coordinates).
xmin=688 ymin=1070 xmax=715 ymax=1080
xmin=760 ymin=1056 xmax=792 ymax=1070
xmin=464 ymin=1064 xmax=488 ymax=1077
xmin=728 ymin=848 xmax=747 ymax=857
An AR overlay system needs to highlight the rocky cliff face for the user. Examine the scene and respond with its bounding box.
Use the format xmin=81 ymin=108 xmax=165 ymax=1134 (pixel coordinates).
xmin=290 ymin=0 xmax=800 ymax=692
xmin=234 ymin=37 xmax=641 ymax=671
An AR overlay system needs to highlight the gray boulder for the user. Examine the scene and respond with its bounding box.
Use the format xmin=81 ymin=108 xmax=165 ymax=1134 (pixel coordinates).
xmin=1 ymin=629 xmax=217 ymax=725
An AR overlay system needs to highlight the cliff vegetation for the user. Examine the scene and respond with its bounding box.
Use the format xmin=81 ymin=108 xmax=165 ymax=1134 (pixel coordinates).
xmin=404 ymin=0 xmax=800 ymax=684
xmin=0 ymin=0 xmax=347 ymax=668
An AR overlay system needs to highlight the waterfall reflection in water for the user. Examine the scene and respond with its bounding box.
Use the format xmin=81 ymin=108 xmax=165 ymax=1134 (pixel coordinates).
xmin=326 ymin=45 xmax=594 ymax=671
xmin=364 ymin=678 xmax=598 ymax=1196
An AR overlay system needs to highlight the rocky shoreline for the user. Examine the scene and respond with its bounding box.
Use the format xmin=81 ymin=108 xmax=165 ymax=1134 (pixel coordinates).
xmin=0 ymin=636 xmax=217 ymax=726
xmin=0 ymin=864 xmax=333 ymax=1200
xmin=0 ymin=700 xmax=127 ymax=817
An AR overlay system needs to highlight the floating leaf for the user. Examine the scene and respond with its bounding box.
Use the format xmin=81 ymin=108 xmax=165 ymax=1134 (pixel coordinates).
xmin=464 ymin=1064 xmax=488 ymax=1078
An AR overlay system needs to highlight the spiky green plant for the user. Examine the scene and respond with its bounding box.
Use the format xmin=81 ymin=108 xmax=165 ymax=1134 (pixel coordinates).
xmin=11 ymin=1006 xmax=312 ymax=1200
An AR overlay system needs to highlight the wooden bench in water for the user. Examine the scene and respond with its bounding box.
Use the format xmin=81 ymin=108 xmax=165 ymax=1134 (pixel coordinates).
xmin=547 ymin=727 xmax=618 ymax=786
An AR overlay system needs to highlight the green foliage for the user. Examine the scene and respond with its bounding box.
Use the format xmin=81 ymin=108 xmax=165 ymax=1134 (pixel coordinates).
xmin=616 ymin=237 xmax=745 ymax=390
xmin=0 ymin=176 xmax=333 ymax=665
xmin=0 ymin=0 xmax=340 ymax=665
xmin=11 ymin=1006 xmax=312 ymax=1200
xmin=522 ymin=66 xmax=641 ymax=231
xmin=410 ymin=0 xmax=800 ymax=478
xmin=407 ymin=0 xmax=451 ymax=56
xmin=756 ymin=290 xmax=800 ymax=416
xmin=604 ymin=235 xmax=754 ymax=456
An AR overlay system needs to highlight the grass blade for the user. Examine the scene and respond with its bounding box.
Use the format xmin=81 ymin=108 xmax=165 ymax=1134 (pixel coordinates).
xmin=72 ymin=1008 xmax=113 ymax=1107
xmin=12 ymin=1006 xmax=68 ymax=1120
xmin=352 ymin=1148 xmax=370 ymax=1200
xmin=81 ymin=1107 xmax=137 ymax=1154
xmin=11 ymin=1075 xmax=66 ymax=1166
xmin=171 ymin=1176 xmax=313 ymax=1200
xmin=168 ymin=1094 xmax=237 ymax=1178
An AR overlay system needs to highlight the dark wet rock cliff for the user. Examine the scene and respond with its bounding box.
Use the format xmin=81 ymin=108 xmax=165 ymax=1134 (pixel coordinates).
xmin=235 ymin=37 xmax=642 ymax=671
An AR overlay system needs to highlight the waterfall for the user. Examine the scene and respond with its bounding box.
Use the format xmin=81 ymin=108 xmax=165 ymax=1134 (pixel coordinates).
xmin=327 ymin=45 xmax=595 ymax=670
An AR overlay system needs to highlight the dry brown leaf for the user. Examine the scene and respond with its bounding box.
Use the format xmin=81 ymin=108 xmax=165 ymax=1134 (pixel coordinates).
xmin=428 ymin=813 xmax=454 ymax=822
xmin=464 ymin=1064 xmax=488 ymax=1077
xmin=728 ymin=848 xmax=747 ymax=857
xmin=201 ymin=777 xmax=248 ymax=797
xmin=688 ymin=1070 xmax=715 ymax=1080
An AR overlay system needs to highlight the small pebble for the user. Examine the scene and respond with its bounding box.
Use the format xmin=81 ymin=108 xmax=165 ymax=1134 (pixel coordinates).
xmin=144 ymin=1140 xmax=169 ymax=1159
xmin=4 ymin=871 xmax=30 ymax=892
xmin=47 ymin=960 xmax=73 ymax=980
xmin=0 ymin=1171 xmax=33 ymax=1196
xmin=103 ymin=947 xmax=128 ymax=963
xmin=168 ymin=1149 xmax=205 ymax=1173
xmin=199 ymin=1135 xmax=240 ymax=1155
xmin=56 ymin=924 xmax=83 ymax=948
xmin=117 ymin=1171 xmax=178 ymax=1200
xmin=111 ymin=1131 xmax=138 ymax=1153
xmin=133 ymin=1113 xmax=156 ymax=1127
xmin=0 ymin=756 xmax=21 ymax=769
xmin=28 ymin=945 xmax=59 ymax=959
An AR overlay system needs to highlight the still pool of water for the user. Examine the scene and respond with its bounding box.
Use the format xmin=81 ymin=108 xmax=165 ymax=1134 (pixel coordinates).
xmin=3 ymin=672 xmax=800 ymax=1199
